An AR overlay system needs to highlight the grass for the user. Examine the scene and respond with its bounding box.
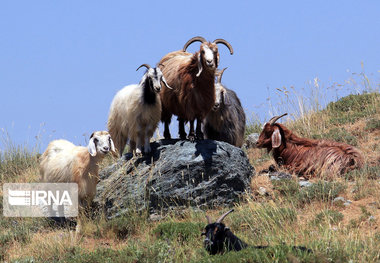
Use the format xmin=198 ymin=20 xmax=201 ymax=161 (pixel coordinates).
xmin=1 ymin=71 xmax=380 ymax=262
xmin=313 ymin=209 xmax=344 ymax=225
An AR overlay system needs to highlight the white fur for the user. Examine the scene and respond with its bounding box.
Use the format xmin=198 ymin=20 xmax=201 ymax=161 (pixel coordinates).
xmin=39 ymin=131 xmax=114 ymax=206
xmin=107 ymin=67 xmax=166 ymax=156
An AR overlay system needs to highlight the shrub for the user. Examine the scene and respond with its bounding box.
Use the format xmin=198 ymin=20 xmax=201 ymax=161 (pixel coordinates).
xmin=272 ymin=180 xmax=346 ymax=206
xmin=313 ymin=209 xmax=344 ymax=225
xmin=312 ymin=128 xmax=357 ymax=146
xmin=326 ymin=93 xmax=379 ymax=125
xmin=153 ymin=221 xmax=204 ymax=242
xmin=365 ymin=118 xmax=380 ymax=131
xmin=104 ymin=211 xmax=145 ymax=239
xmin=299 ymin=181 xmax=346 ymax=204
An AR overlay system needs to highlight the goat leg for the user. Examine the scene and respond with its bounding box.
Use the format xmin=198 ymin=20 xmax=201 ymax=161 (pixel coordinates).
xmin=195 ymin=118 xmax=204 ymax=140
xmin=188 ymin=120 xmax=196 ymax=142
xmin=163 ymin=121 xmax=171 ymax=139
xmin=178 ymin=118 xmax=187 ymax=140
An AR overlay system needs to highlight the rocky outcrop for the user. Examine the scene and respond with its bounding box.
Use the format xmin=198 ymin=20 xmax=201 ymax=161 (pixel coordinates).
xmin=94 ymin=139 xmax=254 ymax=218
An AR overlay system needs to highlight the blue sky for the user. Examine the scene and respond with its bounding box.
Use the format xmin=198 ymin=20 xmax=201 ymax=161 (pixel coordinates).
xmin=1 ymin=1 xmax=379 ymax=151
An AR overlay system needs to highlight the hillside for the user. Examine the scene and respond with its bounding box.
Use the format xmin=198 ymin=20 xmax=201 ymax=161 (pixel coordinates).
xmin=0 ymin=91 xmax=379 ymax=262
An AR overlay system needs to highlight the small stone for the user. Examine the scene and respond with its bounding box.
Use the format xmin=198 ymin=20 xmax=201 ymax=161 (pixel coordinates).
xmin=343 ymin=202 xmax=351 ymax=207
xmin=149 ymin=214 xmax=163 ymax=221
xmin=299 ymin=181 xmax=313 ymax=187
xmin=333 ymin=197 xmax=345 ymax=203
xmin=258 ymin=187 xmax=267 ymax=196
xmin=333 ymin=197 xmax=346 ymax=207
xmin=244 ymin=133 xmax=260 ymax=148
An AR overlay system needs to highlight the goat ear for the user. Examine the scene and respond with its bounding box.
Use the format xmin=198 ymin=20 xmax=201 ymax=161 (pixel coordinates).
xmin=271 ymin=126 xmax=282 ymax=148
xmin=222 ymin=90 xmax=231 ymax=106
xmin=196 ymin=53 xmax=203 ymax=77
xmin=109 ymin=137 xmax=116 ymax=153
xmin=88 ymin=137 xmax=97 ymax=156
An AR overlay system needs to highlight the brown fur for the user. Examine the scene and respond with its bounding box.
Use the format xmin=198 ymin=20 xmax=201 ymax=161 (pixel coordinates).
xmin=159 ymin=51 xmax=215 ymax=121
xmin=256 ymin=123 xmax=364 ymax=177
xmin=158 ymin=45 xmax=218 ymax=138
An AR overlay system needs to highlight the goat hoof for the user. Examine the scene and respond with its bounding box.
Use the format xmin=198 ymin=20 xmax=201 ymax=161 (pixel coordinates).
xmin=135 ymin=149 xmax=142 ymax=157
xmin=164 ymin=131 xmax=171 ymax=140
xmin=188 ymin=134 xmax=195 ymax=143
xmin=179 ymin=133 xmax=187 ymax=140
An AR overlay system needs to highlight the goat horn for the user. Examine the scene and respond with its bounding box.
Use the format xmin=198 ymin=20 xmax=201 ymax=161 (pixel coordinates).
xmin=213 ymin=39 xmax=234 ymax=55
xmin=216 ymin=209 xmax=234 ymax=223
xmin=269 ymin=113 xmax=288 ymax=126
xmin=206 ymin=215 xmax=212 ymax=224
xmin=216 ymin=67 xmax=228 ymax=84
xmin=183 ymin=36 xmax=207 ymax=52
xmin=136 ymin=64 xmax=151 ymax=71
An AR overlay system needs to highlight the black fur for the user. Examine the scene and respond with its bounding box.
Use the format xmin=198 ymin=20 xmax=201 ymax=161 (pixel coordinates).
xmin=142 ymin=76 xmax=157 ymax=105
xmin=203 ymin=222 xmax=248 ymax=255
xmin=204 ymin=87 xmax=246 ymax=147
xmin=203 ymin=218 xmax=312 ymax=255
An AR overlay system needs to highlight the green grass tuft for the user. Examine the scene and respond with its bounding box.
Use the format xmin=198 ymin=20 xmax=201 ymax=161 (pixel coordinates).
xmin=326 ymin=93 xmax=379 ymax=125
xmin=153 ymin=221 xmax=204 ymax=242
xmin=313 ymin=209 xmax=344 ymax=225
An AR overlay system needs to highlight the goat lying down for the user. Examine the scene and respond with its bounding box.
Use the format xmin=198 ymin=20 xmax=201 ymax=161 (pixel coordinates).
xmin=203 ymin=209 xmax=312 ymax=255
xmin=255 ymin=113 xmax=364 ymax=177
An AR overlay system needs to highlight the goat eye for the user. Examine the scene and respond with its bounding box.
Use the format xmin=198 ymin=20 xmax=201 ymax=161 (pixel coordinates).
xmin=93 ymin=138 xmax=98 ymax=143
xmin=201 ymin=50 xmax=205 ymax=54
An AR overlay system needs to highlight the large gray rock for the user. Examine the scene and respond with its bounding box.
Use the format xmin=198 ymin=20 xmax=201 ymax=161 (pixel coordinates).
xmin=94 ymin=139 xmax=254 ymax=218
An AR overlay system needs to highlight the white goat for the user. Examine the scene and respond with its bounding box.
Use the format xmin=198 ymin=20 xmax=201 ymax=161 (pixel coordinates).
xmin=40 ymin=131 xmax=115 ymax=206
xmin=108 ymin=64 xmax=171 ymax=156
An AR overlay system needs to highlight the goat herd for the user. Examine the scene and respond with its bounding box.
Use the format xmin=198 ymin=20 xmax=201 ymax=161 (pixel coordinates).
xmin=38 ymin=36 xmax=364 ymax=255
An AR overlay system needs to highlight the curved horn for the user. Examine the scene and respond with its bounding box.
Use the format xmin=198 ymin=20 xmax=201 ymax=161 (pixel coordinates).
xmin=183 ymin=36 xmax=207 ymax=52
xmin=213 ymin=39 xmax=234 ymax=55
xmin=216 ymin=67 xmax=228 ymax=84
xmin=136 ymin=64 xmax=151 ymax=71
xmin=216 ymin=209 xmax=234 ymax=223
xmin=206 ymin=215 xmax=212 ymax=224
xmin=269 ymin=113 xmax=288 ymax=126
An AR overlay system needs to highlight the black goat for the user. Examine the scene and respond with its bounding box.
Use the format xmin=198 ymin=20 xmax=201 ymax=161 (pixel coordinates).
xmin=202 ymin=209 xmax=312 ymax=255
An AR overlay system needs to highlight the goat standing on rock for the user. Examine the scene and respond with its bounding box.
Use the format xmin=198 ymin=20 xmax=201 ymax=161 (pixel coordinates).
xmin=255 ymin=113 xmax=364 ymax=177
xmin=158 ymin=36 xmax=234 ymax=142
xmin=203 ymin=68 xmax=246 ymax=147
xmin=108 ymin=64 xmax=171 ymax=156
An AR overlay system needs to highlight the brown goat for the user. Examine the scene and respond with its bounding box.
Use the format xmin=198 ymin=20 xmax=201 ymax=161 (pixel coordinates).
xmin=158 ymin=36 xmax=233 ymax=142
xmin=256 ymin=113 xmax=364 ymax=177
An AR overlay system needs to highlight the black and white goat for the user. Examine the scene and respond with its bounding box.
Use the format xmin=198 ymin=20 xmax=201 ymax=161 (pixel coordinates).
xmin=202 ymin=209 xmax=312 ymax=255
xmin=108 ymin=64 xmax=171 ymax=156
